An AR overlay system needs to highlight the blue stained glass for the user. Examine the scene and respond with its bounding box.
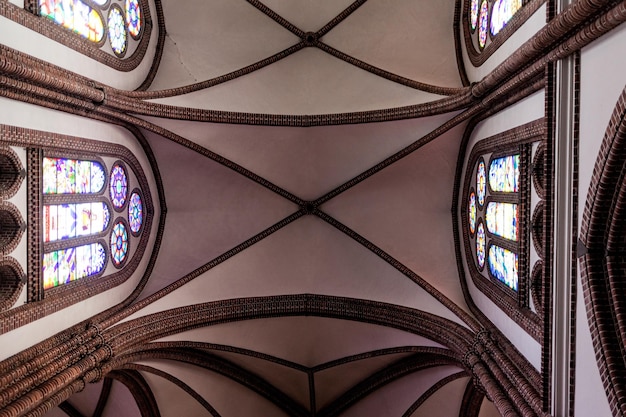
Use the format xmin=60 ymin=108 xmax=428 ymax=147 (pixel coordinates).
xmin=488 ymin=245 xmax=518 ymax=291
xmin=478 ymin=0 xmax=489 ymax=49
xmin=108 ymin=6 xmax=127 ymax=56
xmin=128 ymin=192 xmax=143 ymax=234
xmin=125 ymin=0 xmax=142 ymax=38
xmin=490 ymin=0 xmax=523 ymax=36
xmin=486 ymin=202 xmax=517 ymax=241
xmin=489 ymin=155 xmax=519 ymax=193
xmin=111 ymin=222 xmax=129 ymax=265
xmin=43 ymin=243 xmax=106 ymax=289
xmin=469 ymin=192 xmax=477 ymax=235
xmin=477 ymin=160 xmax=486 ymax=206
xmin=470 ymin=0 xmax=479 ymax=31
xmin=43 ymin=158 xmax=105 ymax=195
xmin=476 ymin=222 xmax=486 ymax=268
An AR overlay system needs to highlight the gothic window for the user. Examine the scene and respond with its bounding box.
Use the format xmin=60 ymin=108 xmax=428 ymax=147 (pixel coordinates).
xmin=42 ymin=157 xmax=144 ymax=290
xmin=461 ymin=121 xmax=544 ymax=338
xmin=36 ymin=0 xmax=144 ymax=58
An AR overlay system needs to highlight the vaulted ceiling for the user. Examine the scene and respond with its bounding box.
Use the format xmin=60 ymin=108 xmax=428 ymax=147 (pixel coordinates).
xmin=49 ymin=0 xmax=503 ymax=416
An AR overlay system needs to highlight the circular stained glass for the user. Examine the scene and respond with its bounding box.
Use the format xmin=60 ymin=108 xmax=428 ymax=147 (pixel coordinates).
xmin=477 ymin=160 xmax=486 ymax=207
xmin=478 ymin=0 xmax=489 ymax=50
xmin=108 ymin=6 xmax=127 ymax=56
xmin=128 ymin=192 xmax=143 ymax=234
xmin=125 ymin=0 xmax=142 ymax=39
xmin=109 ymin=164 xmax=128 ymax=209
xmin=469 ymin=192 xmax=477 ymax=235
xmin=476 ymin=222 xmax=486 ymax=268
xmin=111 ymin=221 xmax=129 ymax=266
xmin=470 ymin=0 xmax=479 ymax=32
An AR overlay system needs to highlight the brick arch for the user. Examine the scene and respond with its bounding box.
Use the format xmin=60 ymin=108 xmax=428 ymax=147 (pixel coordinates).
xmin=580 ymin=85 xmax=626 ymax=417
xmin=0 ymin=202 xmax=24 ymax=256
xmin=0 ymin=257 xmax=24 ymax=311
xmin=0 ymin=146 xmax=24 ymax=199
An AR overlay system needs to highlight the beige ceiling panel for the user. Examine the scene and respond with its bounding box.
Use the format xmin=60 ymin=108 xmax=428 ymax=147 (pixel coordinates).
xmin=408 ymin=376 xmax=469 ymax=417
xmin=66 ymin=380 xmax=102 ymax=417
xmin=140 ymin=113 xmax=459 ymax=201
xmin=157 ymin=317 xmax=445 ymax=367
xmin=150 ymin=0 xmax=299 ymax=90
xmin=314 ymin=351 xmax=416 ymax=409
xmin=101 ymin=381 xmax=142 ymax=417
xmin=141 ymin=371 xmax=214 ymax=417
xmin=137 ymin=360 xmax=291 ymax=417
xmin=150 ymin=48 xmax=443 ymax=114
xmin=322 ymin=0 xmax=462 ymax=88
xmin=322 ymin=124 xmax=469 ymax=311
xmin=259 ymin=0 xmax=357 ymax=32
xmin=137 ymin=129 xmax=298 ymax=299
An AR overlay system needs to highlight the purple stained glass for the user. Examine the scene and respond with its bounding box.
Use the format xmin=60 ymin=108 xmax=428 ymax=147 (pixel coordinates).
xmin=470 ymin=0 xmax=479 ymax=31
xmin=478 ymin=0 xmax=489 ymax=49
xmin=43 ymin=158 xmax=105 ymax=195
xmin=469 ymin=192 xmax=477 ymax=235
xmin=476 ymin=222 xmax=486 ymax=268
xmin=128 ymin=192 xmax=143 ymax=234
xmin=110 ymin=164 xmax=128 ymax=208
xmin=39 ymin=0 xmax=104 ymax=42
xmin=111 ymin=221 xmax=129 ymax=266
xmin=489 ymin=154 xmax=520 ymax=193
xmin=125 ymin=0 xmax=142 ymax=38
xmin=488 ymin=245 xmax=518 ymax=291
xmin=477 ymin=160 xmax=486 ymax=206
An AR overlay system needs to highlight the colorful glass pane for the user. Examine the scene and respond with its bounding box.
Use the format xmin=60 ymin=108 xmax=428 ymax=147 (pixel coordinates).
xmin=478 ymin=0 xmax=489 ymax=49
xmin=108 ymin=7 xmax=127 ymax=55
xmin=490 ymin=0 xmax=523 ymax=36
xmin=476 ymin=222 xmax=486 ymax=268
xmin=486 ymin=202 xmax=517 ymax=241
xmin=489 ymin=154 xmax=519 ymax=193
xmin=477 ymin=160 xmax=486 ymax=206
xmin=128 ymin=192 xmax=143 ymax=234
xmin=44 ymin=202 xmax=110 ymax=242
xmin=470 ymin=0 xmax=479 ymax=31
xmin=43 ymin=158 xmax=105 ymax=195
xmin=111 ymin=222 xmax=129 ymax=265
xmin=91 ymin=0 xmax=108 ymax=5
xmin=125 ymin=0 xmax=142 ymax=38
xmin=109 ymin=164 xmax=128 ymax=208
xmin=469 ymin=192 xmax=477 ymax=235
xmin=43 ymin=243 xmax=106 ymax=289
xmin=39 ymin=0 xmax=104 ymax=42
xmin=488 ymin=245 xmax=518 ymax=291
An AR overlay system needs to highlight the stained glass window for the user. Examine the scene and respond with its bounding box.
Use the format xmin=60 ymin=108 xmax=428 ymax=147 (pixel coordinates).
xmin=44 ymin=202 xmax=110 ymax=242
xmin=128 ymin=192 xmax=143 ymax=234
xmin=43 ymin=157 xmax=105 ymax=195
xmin=485 ymin=202 xmax=517 ymax=241
xmin=488 ymin=245 xmax=518 ymax=291
xmin=469 ymin=192 xmax=477 ymax=235
xmin=125 ymin=0 xmax=142 ymax=38
xmin=477 ymin=160 xmax=486 ymax=206
xmin=476 ymin=222 xmax=486 ymax=268
xmin=489 ymin=154 xmax=519 ymax=192
xmin=469 ymin=0 xmax=479 ymax=32
xmin=490 ymin=0 xmax=523 ymax=36
xmin=43 ymin=243 xmax=106 ymax=289
xmin=478 ymin=0 xmax=489 ymax=50
xmin=111 ymin=221 xmax=129 ymax=266
xmin=108 ymin=6 xmax=127 ymax=56
xmin=110 ymin=164 xmax=128 ymax=208
xmin=39 ymin=0 xmax=105 ymax=43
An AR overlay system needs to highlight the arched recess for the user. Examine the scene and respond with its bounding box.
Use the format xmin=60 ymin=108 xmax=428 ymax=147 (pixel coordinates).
xmin=0 ymin=257 xmax=25 ymax=311
xmin=0 ymin=202 xmax=25 ymax=256
xmin=0 ymin=146 xmax=24 ymax=199
xmin=580 ymin=85 xmax=626 ymax=417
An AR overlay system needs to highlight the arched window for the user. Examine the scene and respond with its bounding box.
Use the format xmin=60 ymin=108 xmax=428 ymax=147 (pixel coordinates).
xmin=42 ymin=156 xmax=145 ymax=290
xmin=461 ymin=121 xmax=544 ymax=338
xmin=461 ymin=0 xmax=542 ymax=66
xmin=36 ymin=0 xmax=144 ymax=58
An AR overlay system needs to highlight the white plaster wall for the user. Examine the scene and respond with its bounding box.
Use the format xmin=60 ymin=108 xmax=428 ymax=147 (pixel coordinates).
xmin=458 ymin=90 xmax=545 ymax=371
xmin=0 ymin=96 xmax=160 ymax=360
xmin=0 ymin=0 xmax=159 ymax=91
xmin=460 ymin=3 xmax=547 ymax=83
xmin=573 ymin=20 xmax=626 ymax=417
